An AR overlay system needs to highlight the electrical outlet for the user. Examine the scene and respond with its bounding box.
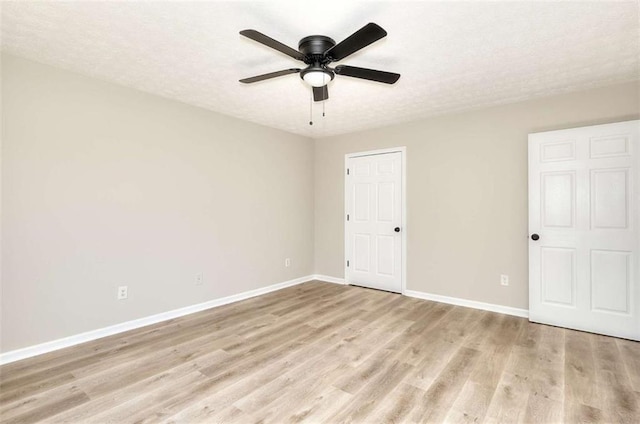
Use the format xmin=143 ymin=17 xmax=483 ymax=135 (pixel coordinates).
xmin=117 ymin=285 xmax=128 ymax=300
xmin=500 ymin=275 xmax=509 ymax=286
xmin=285 ymin=258 xmax=291 ymax=267
xmin=195 ymin=272 xmax=203 ymax=286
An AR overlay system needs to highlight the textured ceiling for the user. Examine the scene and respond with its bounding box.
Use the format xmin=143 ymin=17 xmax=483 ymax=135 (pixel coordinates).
xmin=1 ymin=1 xmax=639 ymax=138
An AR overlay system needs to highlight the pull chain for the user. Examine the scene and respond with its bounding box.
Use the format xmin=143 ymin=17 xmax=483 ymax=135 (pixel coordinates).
xmin=309 ymin=89 xmax=313 ymax=126
xmin=322 ymin=74 xmax=326 ymax=117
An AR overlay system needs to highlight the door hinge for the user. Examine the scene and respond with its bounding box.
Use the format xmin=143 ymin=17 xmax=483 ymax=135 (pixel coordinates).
xmin=347 ymin=260 xmax=350 ymax=267
xmin=347 ymin=168 xmax=350 ymax=175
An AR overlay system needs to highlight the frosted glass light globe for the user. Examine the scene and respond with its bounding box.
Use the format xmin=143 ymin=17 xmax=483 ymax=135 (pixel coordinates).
xmin=303 ymin=71 xmax=329 ymax=87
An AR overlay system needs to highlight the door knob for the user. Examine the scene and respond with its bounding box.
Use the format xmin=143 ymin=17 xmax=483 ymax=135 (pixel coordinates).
xmin=394 ymin=227 xmax=401 ymax=233
xmin=531 ymin=233 xmax=540 ymax=241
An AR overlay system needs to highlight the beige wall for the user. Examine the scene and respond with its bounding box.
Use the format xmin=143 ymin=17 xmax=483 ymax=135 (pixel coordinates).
xmin=314 ymin=81 xmax=640 ymax=310
xmin=3 ymin=52 xmax=638 ymax=354
xmin=1 ymin=55 xmax=314 ymax=352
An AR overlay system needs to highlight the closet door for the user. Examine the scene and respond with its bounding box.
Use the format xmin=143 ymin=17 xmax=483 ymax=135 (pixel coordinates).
xmin=345 ymin=151 xmax=403 ymax=293
xmin=529 ymin=120 xmax=639 ymax=340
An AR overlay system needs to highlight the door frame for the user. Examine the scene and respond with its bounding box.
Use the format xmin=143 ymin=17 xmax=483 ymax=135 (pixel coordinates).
xmin=344 ymin=147 xmax=407 ymax=294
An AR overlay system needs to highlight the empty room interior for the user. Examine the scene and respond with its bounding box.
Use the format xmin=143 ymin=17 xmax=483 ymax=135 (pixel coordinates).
xmin=1 ymin=1 xmax=639 ymax=423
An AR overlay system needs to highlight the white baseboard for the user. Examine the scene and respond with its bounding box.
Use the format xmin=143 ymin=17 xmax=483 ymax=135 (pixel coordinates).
xmin=311 ymin=274 xmax=346 ymax=285
xmin=0 ymin=275 xmax=314 ymax=366
xmin=311 ymin=278 xmax=527 ymax=319
xmin=1 ymin=277 xmax=527 ymax=365
xmin=404 ymin=289 xmax=529 ymax=318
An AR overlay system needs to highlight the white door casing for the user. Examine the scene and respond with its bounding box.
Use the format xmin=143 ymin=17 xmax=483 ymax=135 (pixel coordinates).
xmin=345 ymin=148 xmax=405 ymax=293
xmin=529 ymin=120 xmax=639 ymax=340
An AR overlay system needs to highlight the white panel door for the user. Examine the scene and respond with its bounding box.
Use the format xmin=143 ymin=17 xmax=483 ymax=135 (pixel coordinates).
xmin=346 ymin=151 xmax=403 ymax=293
xmin=529 ymin=120 xmax=639 ymax=340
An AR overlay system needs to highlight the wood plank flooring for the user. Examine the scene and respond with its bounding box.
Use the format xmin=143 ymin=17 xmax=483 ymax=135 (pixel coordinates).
xmin=1 ymin=281 xmax=638 ymax=423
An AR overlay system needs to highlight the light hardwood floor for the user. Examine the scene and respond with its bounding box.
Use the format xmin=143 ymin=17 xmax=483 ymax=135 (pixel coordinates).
xmin=1 ymin=281 xmax=639 ymax=423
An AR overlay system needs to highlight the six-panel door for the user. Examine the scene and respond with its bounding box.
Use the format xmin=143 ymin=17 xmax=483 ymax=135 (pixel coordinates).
xmin=345 ymin=151 xmax=403 ymax=293
xmin=529 ymin=120 xmax=639 ymax=340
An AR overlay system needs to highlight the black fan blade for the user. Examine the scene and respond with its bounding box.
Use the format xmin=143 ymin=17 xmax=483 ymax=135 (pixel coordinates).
xmin=334 ymin=65 xmax=400 ymax=84
xmin=325 ymin=23 xmax=387 ymax=61
xmin=313 ymin=85 xmax=328 ymax=102
xmin=240 ymin=30 xmax=305 ymax=61
xmin=239 ymin=68 xmax=301 ymax=83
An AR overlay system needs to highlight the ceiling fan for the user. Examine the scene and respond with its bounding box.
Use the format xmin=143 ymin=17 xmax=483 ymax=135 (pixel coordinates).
xmin=239 ymin=23 xmax=400 ymax=102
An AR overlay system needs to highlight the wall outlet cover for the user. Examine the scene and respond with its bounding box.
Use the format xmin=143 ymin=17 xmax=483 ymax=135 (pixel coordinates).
xmin=117 ymin=286 xmax=128 ymax=300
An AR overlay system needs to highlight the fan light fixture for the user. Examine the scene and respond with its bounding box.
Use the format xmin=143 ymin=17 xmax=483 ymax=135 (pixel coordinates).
xmin=302 ymin=70 xmax=330 ymax=87
xmin=300 ymin=67 xmax=334 ymax=88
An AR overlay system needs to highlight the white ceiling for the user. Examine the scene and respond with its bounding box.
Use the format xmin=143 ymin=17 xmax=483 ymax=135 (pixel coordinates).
xmin=2 ymin=1 xmax=638 ymax=138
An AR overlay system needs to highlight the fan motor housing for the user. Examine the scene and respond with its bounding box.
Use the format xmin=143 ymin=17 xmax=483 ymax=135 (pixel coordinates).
xmin=298 ymin=35 xmax=336 ymax=57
